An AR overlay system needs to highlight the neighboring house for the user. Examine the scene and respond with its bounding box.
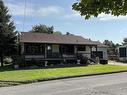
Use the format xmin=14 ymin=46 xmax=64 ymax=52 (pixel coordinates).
xmin=19 ymin=32 xmax=108 ymax=64
xmin=117 ymin=45 xmax=127 ymax=61
xmin=92 ymin=43 xmax=108 ymax=62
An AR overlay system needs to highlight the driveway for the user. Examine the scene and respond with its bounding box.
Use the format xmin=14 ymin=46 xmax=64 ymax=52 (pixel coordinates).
xmin=1 ymin=72 xmax=127 ymax=95
xmin=109 ymin=61 xmax=127 ymax=66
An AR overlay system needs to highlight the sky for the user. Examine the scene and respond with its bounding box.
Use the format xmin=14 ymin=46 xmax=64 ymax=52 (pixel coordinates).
xmin=4 ymin=0 xmax=127 ymax=44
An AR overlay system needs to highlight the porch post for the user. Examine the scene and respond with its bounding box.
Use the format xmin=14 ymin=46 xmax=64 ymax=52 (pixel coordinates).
xmin=90 ymin=46 xmax=92 ymax=58
xmin=21 ymin=43 xmax=24 ymax=55
xmin=44 ymin=44 xmax=47 ymax=59
xmin=95 ymin=45 xmax=98 ymax=57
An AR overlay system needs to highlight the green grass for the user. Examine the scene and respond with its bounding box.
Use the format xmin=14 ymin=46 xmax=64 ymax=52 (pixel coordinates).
xmin=0 ymin=65 xmax=127 ymax=81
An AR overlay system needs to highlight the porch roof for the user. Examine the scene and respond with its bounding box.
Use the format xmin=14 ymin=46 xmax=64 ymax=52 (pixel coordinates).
xmin=20 ymin=32 xmax=100 ymax=45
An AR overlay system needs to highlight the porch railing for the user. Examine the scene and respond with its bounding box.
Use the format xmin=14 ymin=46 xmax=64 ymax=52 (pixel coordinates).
xmin=23 ymin=53 xmax=95 ymax=60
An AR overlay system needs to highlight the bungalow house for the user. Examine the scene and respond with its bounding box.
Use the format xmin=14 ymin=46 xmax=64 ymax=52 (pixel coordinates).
xmin=117 ymin=45 xmax=127 ymax=61
xmin=19 ymin=32 xmax=108 ymax=65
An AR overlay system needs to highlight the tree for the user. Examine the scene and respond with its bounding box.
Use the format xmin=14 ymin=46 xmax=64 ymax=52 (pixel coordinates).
xmin=29 ymin=24 xmax=54 ymax=34
xmin=0 ymin=0 xmax=17 ymax=67
xmin=103 ymin=40 xmax=120 ymax=60
xmin=72 ymin=0 xmax=127 ymax=19
xmin=66 ymin=32 xmax=74 ymax=35
xmin=53 ymin=31 xmax=62 ymax=35
xmin=123 ymin=38 xmax=127 ymax=45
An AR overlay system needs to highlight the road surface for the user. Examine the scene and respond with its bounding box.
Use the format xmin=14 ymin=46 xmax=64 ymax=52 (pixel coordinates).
xmin=1 ymin=72 xmax=127 ymax=95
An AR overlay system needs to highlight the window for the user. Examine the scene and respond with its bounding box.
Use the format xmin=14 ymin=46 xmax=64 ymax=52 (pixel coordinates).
xmin=77 ymin=45 xmax=86 ymax=51
xmin=119 ymin=47 xmax=126 ymax=57
xmin=24 ymin=43 xmax=45 ymax=54
xmin=60 ymin=45 xmax=74 ymax=54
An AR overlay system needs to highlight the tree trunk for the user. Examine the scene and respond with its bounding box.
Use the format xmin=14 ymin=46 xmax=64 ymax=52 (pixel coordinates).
xmin=0 ymin=55 xmax=4 ymax=67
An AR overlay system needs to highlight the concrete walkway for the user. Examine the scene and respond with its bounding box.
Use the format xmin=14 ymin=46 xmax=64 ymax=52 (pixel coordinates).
xmin=108 ymin=61 xmax=127 ymax=66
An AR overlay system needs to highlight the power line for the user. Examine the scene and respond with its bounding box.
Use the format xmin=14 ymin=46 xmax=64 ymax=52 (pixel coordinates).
xmin=22 ymin=0 xmax=27 ymax=32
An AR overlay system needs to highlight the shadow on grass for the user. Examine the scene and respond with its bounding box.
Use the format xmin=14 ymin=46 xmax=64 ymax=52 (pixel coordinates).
xmin=0 ymin=65 xmax=16 ymax=72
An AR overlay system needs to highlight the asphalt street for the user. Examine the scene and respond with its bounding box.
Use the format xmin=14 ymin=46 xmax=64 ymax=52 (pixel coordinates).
xmin=1 ymin=72 xmax=127 ymax=95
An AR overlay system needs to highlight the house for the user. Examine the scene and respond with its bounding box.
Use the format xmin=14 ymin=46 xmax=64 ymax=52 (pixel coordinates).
xmin=19 ymin=32 xmax=108 ymax=65
xmin=92 ymin=43 xmax=108 ymax=63
xmin=117 ymin=45 xmax=127 ymax=61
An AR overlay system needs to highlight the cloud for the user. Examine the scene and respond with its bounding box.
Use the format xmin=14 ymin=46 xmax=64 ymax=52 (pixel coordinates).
xmin=7 ymin=3 xmax=33 ymax=16
xmin=64 ymin=10 xmax=81 ymax=19
xmin=36 ymin=6 xmax=61 ymax=17
xmin=98 ymin=13 xmax=127 ymax=21
xmin=14 ymin=21 xmax=22 ymax=25
xmin=6 ymin=2 xmax=61 ymax=17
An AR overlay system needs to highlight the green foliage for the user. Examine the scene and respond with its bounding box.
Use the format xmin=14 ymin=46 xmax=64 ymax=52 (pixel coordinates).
xmin=53 ymin=31 xmax=62 ymax=35
xmin=103 ymin=40 xmax=120 ymax=60
xmin=72 ymin=0 xmax=127 ymax=19
xmin=0 ymin=0 xmax=17 ymax=66
xmin=29 ymin=24 xmax=54 ymax=34
xmin=4 ymin=57 xmax=13 ymax=64
xmin=66 ymin=32 xmax=74 ymax=35
xmin=12 ymin=55 xmax=25 ymax=66
xmin=123 ymin=38 xmax=127 ymax=45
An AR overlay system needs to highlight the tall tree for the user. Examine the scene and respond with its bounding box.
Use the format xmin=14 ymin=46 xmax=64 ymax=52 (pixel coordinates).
xmin=0 ymin=0 xmax=17 ymax=67
xmin=123 ymin=38 xmax=127 ymax=45
xmin=103 ymin=40 xmax=120 ymax=60
xmin=72 ymin=0 xmax=127 ymax=19
xmin=29 ymin=24 xmax=54 ymax=34
xmin=53 ymin=31 xmax=62 ymax=35
xmin=66 ymin=32 xmax=74 ymax=35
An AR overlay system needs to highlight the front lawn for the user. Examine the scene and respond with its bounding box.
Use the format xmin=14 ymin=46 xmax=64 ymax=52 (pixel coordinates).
xmin=0 ymin=65 xmax=127 ymax=81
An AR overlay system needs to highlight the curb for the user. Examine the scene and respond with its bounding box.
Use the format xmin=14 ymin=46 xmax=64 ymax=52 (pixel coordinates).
xmin=1 ymin=70 xmax=127 ymax=84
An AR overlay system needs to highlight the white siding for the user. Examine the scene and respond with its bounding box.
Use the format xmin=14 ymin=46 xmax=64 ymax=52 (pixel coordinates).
xmin=98 ymin=47 xmax=107 ymax=59
xmin=77 ymin=46 xmax=91 ymax=58
xmin=92 ymin=46 xmax=108 ymax=60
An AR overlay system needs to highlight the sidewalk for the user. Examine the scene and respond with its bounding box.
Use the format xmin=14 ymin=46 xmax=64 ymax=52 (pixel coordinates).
xmin=109 ymin=61 xmax=127 ymax=66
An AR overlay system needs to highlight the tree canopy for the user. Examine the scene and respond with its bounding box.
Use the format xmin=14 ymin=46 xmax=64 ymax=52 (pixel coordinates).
xmin=72 ymin=0 xmax=127 ymax=19
xmin=103 ymin=40 xmax=120 ymax=60
xmin=29 ymin=24 xmax=54 ymax=34
xmin=66 ymin=32 xmax=74 ymax=35
xmin=53 ymin=31 xmax=62 ymax=35
xmin=0 ymin=0 xmax=17 ymax=66
xmin=123 ymin=38 xmax=127 ymax=45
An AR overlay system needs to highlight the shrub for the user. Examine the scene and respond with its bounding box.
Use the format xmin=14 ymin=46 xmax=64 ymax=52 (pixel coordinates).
xmin=4 ymin=57 xmax=13 ymax=64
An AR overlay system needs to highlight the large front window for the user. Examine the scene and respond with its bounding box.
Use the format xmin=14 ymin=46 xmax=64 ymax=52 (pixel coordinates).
xmin=60 ymin=45 xmax=74 ymax=54
xmin=24 ymin=43 xmax=45 ymax=55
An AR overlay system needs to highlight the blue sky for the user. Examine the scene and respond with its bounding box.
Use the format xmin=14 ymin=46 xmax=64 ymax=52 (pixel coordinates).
xmin=4 ymin=0 xmax=127 ymax=44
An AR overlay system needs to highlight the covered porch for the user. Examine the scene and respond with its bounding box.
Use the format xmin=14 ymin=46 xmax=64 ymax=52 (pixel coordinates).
xmin=21 ymin=43 xmax=98 ymax=61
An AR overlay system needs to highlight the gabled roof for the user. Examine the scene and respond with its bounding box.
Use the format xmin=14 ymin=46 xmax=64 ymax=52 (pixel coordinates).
xmin=20 ymin=32 xmax=101 ymax=45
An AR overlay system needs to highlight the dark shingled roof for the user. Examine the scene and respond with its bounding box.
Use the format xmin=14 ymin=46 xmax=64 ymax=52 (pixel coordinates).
xmin=20 ymin=32 xmax=100 ymax=45
xmin=93 ymin=41 xmax=108 ymax=47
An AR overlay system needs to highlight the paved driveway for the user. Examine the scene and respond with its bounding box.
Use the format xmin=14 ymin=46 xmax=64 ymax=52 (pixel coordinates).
xmin=109 ymin=61 xmax=127 ymax=66
xmin=1 ymin=72 xmax=127 ymax=95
